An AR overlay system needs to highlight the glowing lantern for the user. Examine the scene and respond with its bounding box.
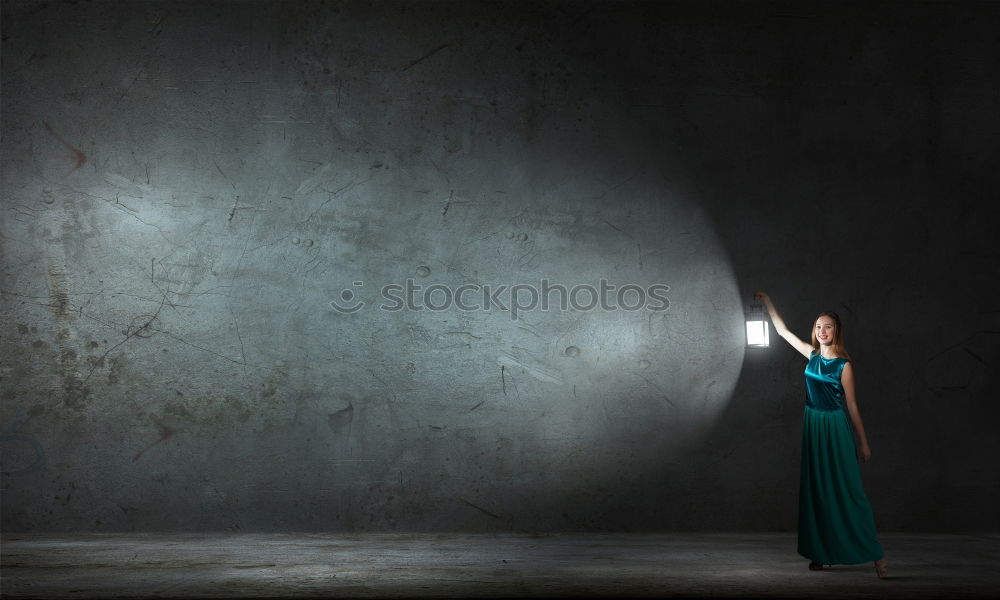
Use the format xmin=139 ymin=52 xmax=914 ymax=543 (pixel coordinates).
xmin=745 ymin=295 xmax=770 ymax=347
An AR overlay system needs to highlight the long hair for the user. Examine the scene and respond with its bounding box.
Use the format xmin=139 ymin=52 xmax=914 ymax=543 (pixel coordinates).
xmin=810 ymin=311 xmax=852 ymax=361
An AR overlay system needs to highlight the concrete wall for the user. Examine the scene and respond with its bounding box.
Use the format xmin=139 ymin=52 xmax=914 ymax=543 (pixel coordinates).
xmin=2 ymin=0 xmax=997 ymax=532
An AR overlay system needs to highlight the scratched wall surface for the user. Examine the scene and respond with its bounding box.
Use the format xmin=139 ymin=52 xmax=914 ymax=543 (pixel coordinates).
xmin=1 ymin=0 xmax=746 ymax=531
xmin=2 ymin=0 xmax=998 ymax=533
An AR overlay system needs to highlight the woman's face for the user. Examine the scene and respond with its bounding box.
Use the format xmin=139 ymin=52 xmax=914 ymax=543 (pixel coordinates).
xmin=814 ymin=317 xmax=836 ymax=346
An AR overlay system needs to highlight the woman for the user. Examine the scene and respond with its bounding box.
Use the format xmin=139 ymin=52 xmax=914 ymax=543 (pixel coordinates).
xmin=754 ymin=291 xmax=888 ymax=579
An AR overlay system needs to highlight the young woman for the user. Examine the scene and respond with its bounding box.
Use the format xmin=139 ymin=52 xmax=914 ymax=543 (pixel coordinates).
xmin=754 ymin=291 xmax=888 ymax=579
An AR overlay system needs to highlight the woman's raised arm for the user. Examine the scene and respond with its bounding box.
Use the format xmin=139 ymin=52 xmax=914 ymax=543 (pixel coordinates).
xmin=754 ymin=291 xmax=813 ymax=358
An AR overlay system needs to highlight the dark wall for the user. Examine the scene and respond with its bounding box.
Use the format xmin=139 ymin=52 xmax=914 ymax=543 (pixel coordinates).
xmin=1 ymin=0 xmax=997 ymax=532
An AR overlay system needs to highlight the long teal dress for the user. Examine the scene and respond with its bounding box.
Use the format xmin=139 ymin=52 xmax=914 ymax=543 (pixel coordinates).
xmin=798 ymin=350 xmax=884 ymax=565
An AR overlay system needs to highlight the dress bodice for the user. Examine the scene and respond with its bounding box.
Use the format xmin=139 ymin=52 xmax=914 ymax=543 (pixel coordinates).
xmin=804 ymin=350 xmax=849 ymax=411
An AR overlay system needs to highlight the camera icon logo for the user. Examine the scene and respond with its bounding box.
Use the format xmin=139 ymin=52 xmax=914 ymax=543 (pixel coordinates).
xmin=329 ymin=281 xmax=366 ymax=314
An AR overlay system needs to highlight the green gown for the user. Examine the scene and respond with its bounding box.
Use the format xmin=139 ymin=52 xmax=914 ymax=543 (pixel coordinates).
xmin=798 ymin=350 xmax=884 ymax=565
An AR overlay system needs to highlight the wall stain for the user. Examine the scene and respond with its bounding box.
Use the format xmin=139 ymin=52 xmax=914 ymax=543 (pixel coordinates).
xmin=46 ymin=254 xmax=86 ymax=408
xmin=43 ymin=120 xmax=87 ymax=174
xmin=132 ymin=418 xmax=174 ymax=462
xmin=107 ymin=353 xmax=127 ymax=385
xmin=1 ymin=416 xmax=46 ymax=477
xmin=327 ymin=402 xmax=354 ymax=437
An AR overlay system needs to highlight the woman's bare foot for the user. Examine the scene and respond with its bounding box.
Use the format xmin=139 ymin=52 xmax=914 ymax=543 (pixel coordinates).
xmin=874 ymin=557 xmax=888 ymax=579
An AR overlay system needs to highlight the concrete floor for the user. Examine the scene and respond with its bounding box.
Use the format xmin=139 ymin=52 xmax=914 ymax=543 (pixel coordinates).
xmin=1 ymin=533 xmax=997 ymax=599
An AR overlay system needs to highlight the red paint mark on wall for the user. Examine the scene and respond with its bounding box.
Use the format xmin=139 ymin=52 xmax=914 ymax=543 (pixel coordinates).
xmin=132 ymin=425 xmax=174 ymax=462
xmin=43 ymin=121 xmax=87 ymax=173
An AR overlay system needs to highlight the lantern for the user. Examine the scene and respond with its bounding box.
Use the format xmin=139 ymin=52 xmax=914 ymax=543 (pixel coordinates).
xmin=745 ymin=295 xmax=770 ymax=347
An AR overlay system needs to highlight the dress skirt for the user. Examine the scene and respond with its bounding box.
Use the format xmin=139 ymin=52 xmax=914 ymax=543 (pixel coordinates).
xmin=797 ymin=405 xmax=884 ymax=565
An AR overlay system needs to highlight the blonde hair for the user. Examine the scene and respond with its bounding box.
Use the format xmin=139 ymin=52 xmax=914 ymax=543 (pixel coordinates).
xmin=811 ymin=311 xmax=852 ymax=361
